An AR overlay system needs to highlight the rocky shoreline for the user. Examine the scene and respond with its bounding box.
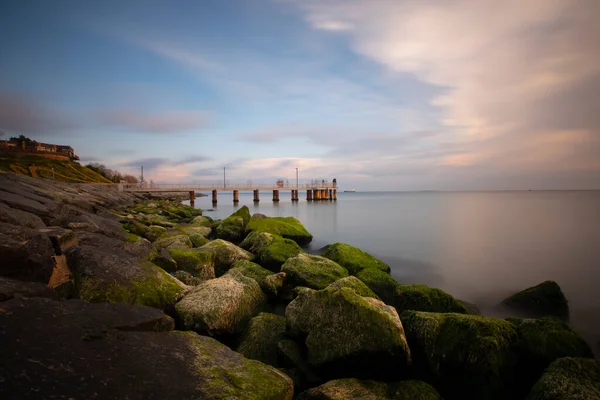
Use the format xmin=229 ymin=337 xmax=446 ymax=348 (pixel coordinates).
xmin=1 ymin=171 xmax=598 ymax=399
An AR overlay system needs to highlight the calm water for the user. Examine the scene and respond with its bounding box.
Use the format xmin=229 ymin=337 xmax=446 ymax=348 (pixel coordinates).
xmin=187 ymin=190 xmax=600 ymax=356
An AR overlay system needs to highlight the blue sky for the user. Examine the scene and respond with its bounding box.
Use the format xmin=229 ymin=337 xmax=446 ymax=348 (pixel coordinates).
xmin=1 ymin=0 xmax=599 ymax=189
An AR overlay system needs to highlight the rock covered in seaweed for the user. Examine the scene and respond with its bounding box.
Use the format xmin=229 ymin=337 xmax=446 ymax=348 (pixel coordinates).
xmin=236 ymin=312 xmax=286 ymax=367
xmin=297 ymin=378 xmax=442 ymax=400
xmin=286 ymin=286 xmax=411 ymax=380
xmin=281 ymin=253 xmax=348 ymax=290
xmin=175 ymin=272 xmax=265 ymax=336
xmin=401 ymin=311 xmax=519 ymax=400
xmin=167 ymin=248 xmax=215 ymax=281
xmin=197 ymin=239 xmax=253 ymax=276
xmin=327 ymin=276 xmax=380 ymax=300
xmin=355 ymin=268 xmax=400 ymax=305
xmin=256 ymin=235 xmax=303 ymax=271
xmin=393 ymin=284 xmax=468 ymax=314
xmin=153 ymin=230 xmax=193 ymax=250
xmin=216 ymin=206 xmax=252 ymax=243
xmin=526 ymin=357 xmax=600 ymax=400
xmin=245 ymin=215 xmax=313 ymax=246
xmin=501 ymin=280 xmax=569 ymax=321
xmin=321 ymin=242 xmax=391 ymax=275
xmin=240 ymin=231 xmax=275 ymax=253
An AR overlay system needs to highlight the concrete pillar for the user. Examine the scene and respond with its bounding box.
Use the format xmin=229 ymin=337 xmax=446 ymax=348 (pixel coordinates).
xmin=307 ymin=190 xmax=313 ymax=201
xmin=233 ymin=190 xmax=239 ymax=203
xmin=291 ymin=190 xmax=295 ymax=201
xmin=323 ymin=189 xmax=329 ymax=200
xmin=253 ymin=189 xmax=260 ymax=203
xmin=212 ymin=190 xmax=218 ymax=205
xmin=329 ymin=189 xmax=333 ymax=200
xmin=189 ymin=191 xmax=196 ymax=206
xmin=315 ymin=189 xmax=321 ymax=200
xmin=333 ymin=189 xmax=337 ymax=200
xmin=273 ymin=190 xmax=280 ymax=202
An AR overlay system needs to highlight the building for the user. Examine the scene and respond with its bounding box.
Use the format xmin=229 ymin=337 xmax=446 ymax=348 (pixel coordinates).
xmin=0 ymin=139 xmax=79 ymax=161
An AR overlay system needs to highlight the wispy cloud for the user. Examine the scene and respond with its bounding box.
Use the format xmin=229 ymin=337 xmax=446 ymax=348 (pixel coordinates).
xmin=97 ymin=108 xmax=210 ymax=133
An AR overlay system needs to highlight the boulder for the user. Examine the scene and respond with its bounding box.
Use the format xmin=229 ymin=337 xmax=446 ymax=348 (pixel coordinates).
xmin=240 ymin=231 xmax=275 ymax=253
xmin=297 ymin=378 xmax=442 ymax=400
xmin=355 ymin=268 xmax=401 ymax=305
xmin=189 ymin=215 xmax=213 ymax=227
xmin=122 ymin=234 xmax=155 ymax=260
xmin=236 ymin=313 xmax=286 ymax=367
xmin=401 ymin=311 xmax=519 ymax=400
xmin=393 ymin=284 xmax=468 ymax=314
xmin=322 ymin=243 xmax=391 ymax=275
xmin=198 ymin=239 xmax=253 ymax=276
xmin=154 ymin=230 xmax=193 ymax=250
xmin=327 ymin=276 xmax=380 ymax=300
xmin=245 ymin=215 xmax=313 ymax=246
xmin=65 ymin=245 xmax=186 ymax=309
xmin=0 ymin=202 xmax=46 ymax=229
xmin=261 ymin=272 xmax=286 ymax=298
xmin=256 ymin=235 xmax=303 ymax=272
xmin=508 ymin=317 xmax=594 ymax=393
xmin=217 ymin=215 xmax=246 ymax=242
xmin=458 ymin=299 xmax=482 ymax=315
xmin=173 ymin=270 xmax=204 ymax=286
xmin=134 ymin=213 xmax=174 ymax=228
xmin=277 ymin=339 xmax=321 ymax=390
xmin=526 ymin=357 xmax=600 ymax=400
xmin=168 ymin=248 xmax=215 ymax=280
xmin=282 ymin=253 xmax=348 ymax=290
xmin=175 ymin=273 xmax=265 ymax=335
xmin=501 ymin=280 xmax=569 ymax=321
xmin=0 ymin=223 xmax=55 ymax=282
xmin=286 ymin=286 xmax=411 ymax=380
xmin=177 ymin=225 xmax=211 ymax=247
xmin=144 ymin=225 xmax=167 ymax=241
xmin=0 ymin=276 xmax=58 ymax=301
xmin=226 ymin=260 xmax=272 ymax=285
xmin=0 ymin=297 xmax=293 ymax=400
xmin=150 ymin=247 xmax=178 ymax=272
xmin=231 ymin=205 xmax=251 ymax=226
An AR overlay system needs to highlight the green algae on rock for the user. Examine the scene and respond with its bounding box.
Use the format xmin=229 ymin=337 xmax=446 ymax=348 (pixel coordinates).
xmin=321 ymin=242 xmax=391 ymax=275
xmin=393 ymin=284 xmax=468 ymax=314
xmin=175 ymin=273 xmax=265 ymax=335
xmin=526 ymin=357 xmax=600 ymax=400
xmin=297 ymin=378 xmax=442 ymax=400
xmin=245 ymin=215 xmax=313 ymax=246
xmin=401 ymin=310 xmax=519 ymax=400
xmin=226 ymin=260 xmax=273 ymax=286
xmin=261 ymin=272 xmax=286 ymax=298
xmin=281 ymin=253 xmax=348 ymax=290
xmin=327 ymin=276 xmax=380 ymax=300
xmin=236 ymin=312 xmax=286 ymax=367
xmin=286 ymin=286 xmax=411 ymax=380
xmin=355 ymin=268 xmax=400 ymax=305
xmin=167 ymin=248 xmax=215 ymax=281
xmin=501 ymin=280 xmax=569 ymax=321
xmin=153 ymin=230 xmax=193 ymax=250
xmin=240 ymin=231 xmax=275 ymax=253
xmin=217 ymin=215 xmax=246 ymax=243
xmin=144 ymin=225 xmax=167 ymax=242
xmin=176 ymin=225 xmax=211 ymax=247
xmin=256 ymin=235 xmax=303 ymax=271
xmin=197 ymin=239 xmax=254 ymax=276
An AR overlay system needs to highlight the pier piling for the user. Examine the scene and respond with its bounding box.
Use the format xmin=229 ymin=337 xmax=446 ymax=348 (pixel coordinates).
xmin=212 ymin=190 xmax=217 ymax=205
xmin=253 ymin=189 xmax=260 ymax=203
xmin=272 ymin=190 xmax=280 ymax=202
xmin=233 ymin=190 xmax=239 ymax=203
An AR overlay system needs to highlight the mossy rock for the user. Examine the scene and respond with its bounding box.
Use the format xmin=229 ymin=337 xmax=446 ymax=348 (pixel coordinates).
xmin=355 ymin=268 xmax=400 ymax=305
xmin=176 ymin=226 xmax=211 ymax=247
xmin=134 ymin=213 xmax=174 ymax=228
xmin=526 ymin=357 xmax=600 ymax=400
xmin=393 ymin=284 xmax=468 ymax=315
xmin=154 ymin=230 xmax=193 ymax=250
xmin=226 ymin=260 xmax=273 ymax=286
xmin=401 ymin=311 xmax=519 ymax=400
xmin=256 ymin=235 xmax=303 ymax=272
xmin=197 ymin=239 xmax=253 ymax=276
xmin=508 ymin=317 xmax=594 ymax=394
xmin=501 ymin=280 xmax=569 ymax=321
xmin=240 ymin=231 xmax=275 ymax=253
xmin=236 ymin=313 xmax=286 ymax=367
xmin=175 ymin=273 xmax=265 ymax=336
xmin=322 ymin=243 xmax=390 ymax=275
xmin=246 ymin=215 xmax=313 ymax=246
xmin=168 ymin=248 xmax=215 ymax=281
xmin=122 ymin=220 xmax=147 ymax=237
xmin=230 ymin=205 xmax=251 ymax=227
xmin=297 ymin=378 xmax=442 ymax=400
xmin=286 ymin=286 xmax=411 ymax=380
xmin=173 ymin=270 xmax=204 ymax=286
xmin=281 ymin=254 xmax=348 ymax=290
xmin=459 ymin=299 xmax=482 ymax=315
xmin=150 ymin=248 xmax=178 ymax=272
xmin=216 ymin=215 xmax=246 ymax=243
xmin=189 ymin=215 xmax=213 ymax=228
xmin=327 ymin=276 xmax=380 ymax=300
xmin=261 ymin=272 xmax=286 ymax=299
xmin=144 ymin=225 xmax=167 ymax=242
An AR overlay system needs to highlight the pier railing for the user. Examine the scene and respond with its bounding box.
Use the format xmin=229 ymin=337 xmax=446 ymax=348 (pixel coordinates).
xmin=121 ymin=181 xmax=337 ymax=192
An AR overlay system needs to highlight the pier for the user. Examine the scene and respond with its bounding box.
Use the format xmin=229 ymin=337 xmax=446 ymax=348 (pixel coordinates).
xmin=120 ymin=182 xmax=338 ymax=205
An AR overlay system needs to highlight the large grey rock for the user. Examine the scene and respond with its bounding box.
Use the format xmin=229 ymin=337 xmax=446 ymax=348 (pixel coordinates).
xmin=0 ymin=202 xmax=46 ymax=229
xmin=0 ymin=297 xmax=293 ymax=400
xmin=0 ymin=277 xmax=57 ymax=301
xmin=281 ymin=254 xmax=348 ymax=290
xmin=0 ymin=222 xmax=55 ymax=282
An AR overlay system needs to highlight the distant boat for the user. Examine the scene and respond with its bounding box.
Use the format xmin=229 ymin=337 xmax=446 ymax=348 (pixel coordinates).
xmin=344 ymin=189 xmax=356 ymax=192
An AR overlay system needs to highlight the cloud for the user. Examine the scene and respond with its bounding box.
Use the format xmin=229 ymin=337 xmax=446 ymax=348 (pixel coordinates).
xmin=120 ymin=157 xmax=169 ymax=169
xmin=293 ymin=0 xmax=600 ymax=184
xmin=97 ymin=108 xmax=210 ymax=133
xmin=0 ymin=93 xmax=78 ymax=135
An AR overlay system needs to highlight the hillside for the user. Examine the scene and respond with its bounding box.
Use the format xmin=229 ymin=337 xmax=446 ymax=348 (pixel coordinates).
xmin=0 ymin=153 xmax=112 ymax=183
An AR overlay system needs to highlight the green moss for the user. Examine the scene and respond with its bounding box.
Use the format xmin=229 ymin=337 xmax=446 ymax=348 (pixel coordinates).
xmin=230 ymin=205 xmax=251 ymax=227
xmin=389 ymin=380 xmax=442 ymax=400
xmin=282 ymin=253 xmax=348 ymax=290
xmin=240 ymin=231 xmax=275 ymax=253
xmin=297 ymin=378 xmax=389 ymax=399
xmin=216 ymin=216 xmax=246 ymax=243
xmin=245 ymin=216 xmax=313 ymax=246
xmin=145 ymin=225 xmax=167 ymax=242
xmin=168 ymin=248 xmax=215 ymax=280
xmin=226 ymin=260 xmax=272 ymax=285
xmin=527 ymin=357 xmax=600 ymax=400
xmin=327 ymin=276 xmax=380 ymax=300
xmin=189 ymin=215 xmax=213 ymax=227
xmin=198 ymin=239 xmax=253 ymax=276
xmin=154 ymin=230 xmax=193 ymax=250
xmin=394 ymin=284 xmax=468 ymax=314
xmin=255 ymin=235 xmax=303 ymax=272
xmin=400 ymin=311 xmax=519 ymax=400
xmin=236 ymin=313 xmax=286 ymax=367
xmin=122 ymin=220 xmax=148 ymax=237
xmin=322 ymin=243 xmax=390 ymax=275
xmin=502 ymin=280 xmax=569 ymax=320
xmin=355 ymin=268 xmax=400 ymax=305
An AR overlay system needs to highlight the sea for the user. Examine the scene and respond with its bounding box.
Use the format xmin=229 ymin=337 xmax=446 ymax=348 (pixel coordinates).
xmin=186 ymin=190 xmax=600 ymax=357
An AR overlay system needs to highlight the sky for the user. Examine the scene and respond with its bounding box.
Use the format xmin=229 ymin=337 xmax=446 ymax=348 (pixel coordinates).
xmin=1 ymin=0 xmax=599 ymax=190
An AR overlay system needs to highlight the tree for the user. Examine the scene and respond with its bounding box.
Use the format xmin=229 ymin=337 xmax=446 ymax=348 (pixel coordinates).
xmin=122 ymin=175 xmax=139 ymax=183
xmin=9 ymin=135 xmax=33 ymax=145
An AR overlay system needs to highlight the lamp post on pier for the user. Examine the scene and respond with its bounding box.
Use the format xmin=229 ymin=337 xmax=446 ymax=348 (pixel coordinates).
xmin=295 ymin=168 xmax=298 ymax=188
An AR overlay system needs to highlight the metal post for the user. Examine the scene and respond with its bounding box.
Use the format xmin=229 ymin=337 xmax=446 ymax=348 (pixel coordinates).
xmin=296 ymin=168 xmax=298 ymax=189
xmin=141 ymin=166 xmax=144 ymax=183
xmin=223 ymin=167 xmax=226 ymax=189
